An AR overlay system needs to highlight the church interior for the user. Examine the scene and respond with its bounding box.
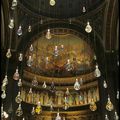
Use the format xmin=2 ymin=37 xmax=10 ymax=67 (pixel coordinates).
xmin=1 ymin=0 xmax=119 ymax=120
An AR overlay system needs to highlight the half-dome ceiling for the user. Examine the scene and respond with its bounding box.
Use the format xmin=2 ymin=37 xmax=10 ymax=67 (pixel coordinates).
xmin=25 ymin=33 xmax=95 ymax=77
xmin=19 ymin=0 xmax=104 ymax=18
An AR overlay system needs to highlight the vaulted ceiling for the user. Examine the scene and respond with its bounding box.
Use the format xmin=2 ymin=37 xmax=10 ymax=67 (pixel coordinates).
xmin=1 ymin=0 xmax=119 ymax=120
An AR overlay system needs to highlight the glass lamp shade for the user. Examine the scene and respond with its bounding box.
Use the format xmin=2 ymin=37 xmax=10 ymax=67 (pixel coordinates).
xmin=74 ymin=79 xmax=80 ymax=90
xmin=6 ymin=49 xmax=12 ymax=58
xmin=65 ymin=88 xmax=70 ymax=96
xmin=18 ymin=53 xmax=23 ymax=61
xmin=114 ymin=111 xmax=119 ymax=120
xmin=15 ymin=92 xmax=22 ymax=103
xmin=30 ymin=44 xmax=34 ymax=52
xmin=13 ymin=68 xmax=19 ymax=80
xmin=18 ymin=79 xmax=22 ymax=87
xmin=2 ymin=75 xmax=8 ymax=85
xmin=106 ymin=95 xmax=114 ymax=111
xmin=27 ymin=56 xmax=33 ymax=67
xmin=16 ymin=104 xmax=23 ymax=117
xmin=1 ymin=91 xmax=6 ymax=99
xmin=55 ymin=112 xmax=61 ymax=120
xmin=105 ymin=114 xmax=109 ymax=120
xmin=29 ymin=88 xmax=33 ymax=94
xmin=17 ymin=25 xmax=22 ymax=36
xmin=42 ymin=81 xmax=47 ymax=88
xmin=50 ymin=104 xmax=54 ymax=111
xmin=12 ymin=0 xmax=17 ymax=7
xmin=28 ymin=25 xmax=32 ymax=32
xmin=32 ymin=76 xmax=38 ymax=86
xmin=46 ymin=29 xmax=52 ymax=39
xmin=85 ymin=21 xmax=92 ymax=33
xmin=94 ymin=64 xmax=101 ymax=77
xmin=50 ymin=0 xmax=56 ymax=6
xmin=1 ymin=104 xmax=4 ymax=118
xmin=117 ymin=90 xmax=119 ymax=99
xmin=103 ymin=80 xmax=107 ymax=88
xmin=1 ymin=84 xmax=6 ymax=92
xmin=8 ymin=19 xmax=14 ymax=29
xmin=35 ymin=102 xmax=42 ymax=114
xmin=3 ymin=111 xmax=9 ymax=118
xmin=31 ymin=107 xmax=35 ymax=115
xmin=82 ymin=6 xmax=86 ymax=13
xmin=89 ymin=99 xmax=97 ymax=111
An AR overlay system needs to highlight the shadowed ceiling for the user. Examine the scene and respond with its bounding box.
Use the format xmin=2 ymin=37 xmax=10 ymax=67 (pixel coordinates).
xmin=19 ymin=0 xmax=105 ymax=18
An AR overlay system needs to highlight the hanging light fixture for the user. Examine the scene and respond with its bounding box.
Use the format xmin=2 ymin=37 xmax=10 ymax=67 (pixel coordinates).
xmin=2 ymin=75 xmax=8 ymax=86
xmin=15 ymin=91 xmax=22 ymax=103
xmin=50 ymin=104 xmax=54 ymax=111
xmin=74 ymin=78 xmax=80 ymax=90
xmin=106 ymin=95 xmax=114 ymax=111
xmin=55 ymin=112 xmax=61 ymax=120
xmin=27 ymin=56 xmax=33 ymax=67
xmin=1 ymin=104 xmax=4 ymax=118
xmin=6 ymin=49 xmax=12 ymax=58
xmin=8 ymin=19 xmax=14 ymax=29
xmin=1 ymin=84 xmax=6 ymax=92
xmin=18 ymin=79 xmax=22 ymax=87
xmin=42 ymin=81 xmax=47 ymax=88
xmin=13 ymin=67 xmax=19 ymax=80
xmin=89 ymin=99 xmax=97 ymax=111
xmin=117 ymin=90 xmax=119 ymax=99
xmin=85 ymin=21 xmax=92 ymax=33
xmin=12 ymin=0 xmax=17 ymax=7
xmin=16 ymin=104 xmax=23 ymax=117
xmin=94 ymin=64 xmax=101 ymax=77
xmin=65 ymin=88 xmax=70 ymax=96
xmin=103 ymin=80 xmax=107 ymax=88
xmin=18 ymin=53 xmax=23 ymax=61
xmin=105 ymin=114 xmax=109 ymax=120
xmin=114 ymin=111 xmax=119 ymax=120
xmin=17 ymin=25 xmax=22 ymax=36
xmin=28 ymin=25 xmax=32 ymax=32
xmin=1 ymin=91 xmax=6 ymax=99
xmin=31 ymin=106 xmax=35 ymax=115
xmin=50 ymin=0 xmax=56 ymax=6
xmin=32 ymin=76 xmax=38 ymax=87
xmin=29 ymin=44 xmax=34 ymax=52
xmin=1 ymin=104 xmax=9 ymax=118
xmin=35 ymin=102 xmax=42 ymax=114
xmin=46 ymin=29 xmax=52 ymax=39
xmin=29 ymin=88 xmax=33 ymax=94
xmin=82 ymin=6 xmax=86 ymax=13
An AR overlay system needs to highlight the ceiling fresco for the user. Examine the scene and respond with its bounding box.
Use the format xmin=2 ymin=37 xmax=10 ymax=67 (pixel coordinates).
xmin=25 ymin=33 xmax=95 ymax=77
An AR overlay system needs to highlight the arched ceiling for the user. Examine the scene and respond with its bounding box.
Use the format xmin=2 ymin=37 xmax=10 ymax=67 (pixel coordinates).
xmin=19 ymin=0 xmax=105 ymax=18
